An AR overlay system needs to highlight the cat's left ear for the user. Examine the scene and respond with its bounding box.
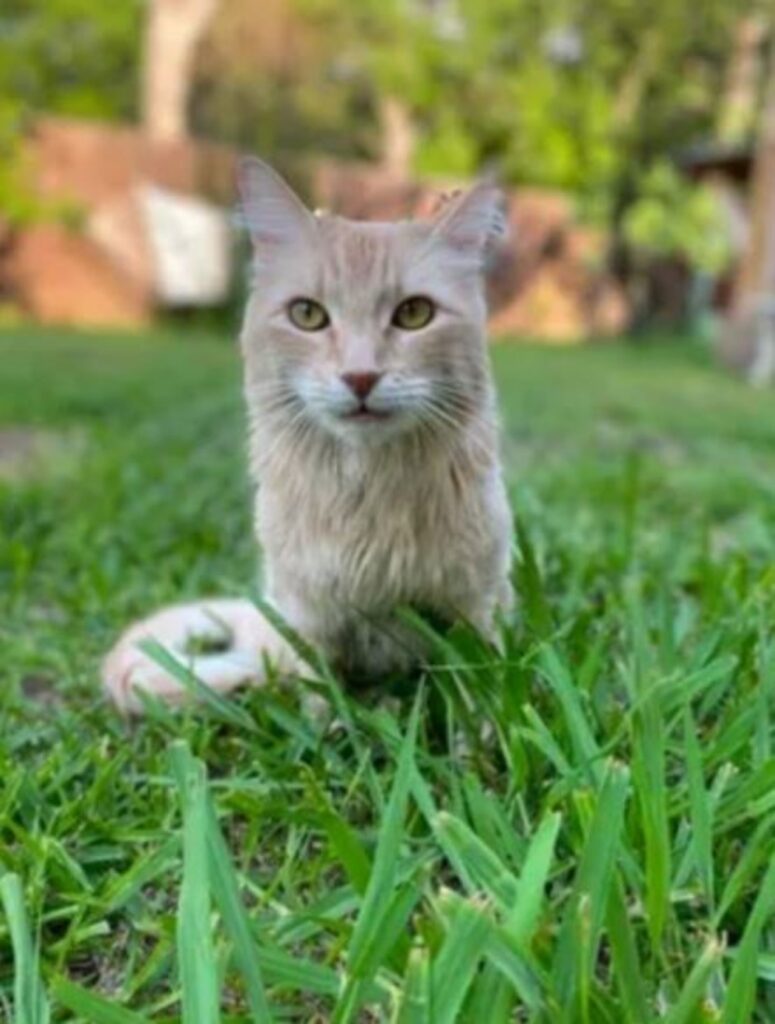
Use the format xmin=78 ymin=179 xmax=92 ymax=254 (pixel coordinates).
xmin=430 ymin=182 xmax=507 ymax=266
xmin=237 ymin=156 xmax=316 ymax=252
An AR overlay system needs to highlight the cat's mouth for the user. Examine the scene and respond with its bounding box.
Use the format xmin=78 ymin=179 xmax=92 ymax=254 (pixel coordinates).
xmin=342 ymin=406 xmax=393 ymax=423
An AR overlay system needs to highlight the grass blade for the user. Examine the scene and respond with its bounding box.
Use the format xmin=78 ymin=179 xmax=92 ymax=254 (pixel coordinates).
xmin=429 ymin=891 xmax=492 ymax=1024
xmin=537 ymin=646 xmax=602 ymax=783
xmin=170 ymin=743 xmax=221 ymax=1024
xmin=631 ymin=686 xmax=671 ymax=947
xmin=514 ymin=518 xmax=554 ymax=638
xmin=395 ymin=945 xmax=431 ymax=1024
xmin=434 ymin=811 xmax=519 ymax=909
xmin=606 ymin=878 xmax=649 ymax=1023
xmin=141 ymin=638 xmax=258 ymax=733
xmin=51 ymin=978 xmax=150 ymax=1024
xmin=0 ymin=873 xmax=49 ymax=1024
xmin=721 ymin=854 xmax=775 ymax=1024
xmin=553 ymin=760 xmax=630 ymax=1007
xmin=333 ymin=693 xmax=422 ymax=1021
xmin=505 ymin=811 xmax=561 ymax=948
xmin=684 ymin=705 xmax=714 ymax=909
xmin=664 ymin=938 xmax=723 ymax=1024
xmin=171 ymin=740 xmax=273 ymax=1022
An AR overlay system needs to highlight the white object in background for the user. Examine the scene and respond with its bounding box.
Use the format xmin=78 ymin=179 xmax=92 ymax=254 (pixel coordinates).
xmin=140 ymin=185 xmax=233 ymax=307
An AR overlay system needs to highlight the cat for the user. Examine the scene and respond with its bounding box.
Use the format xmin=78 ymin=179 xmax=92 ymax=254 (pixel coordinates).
xmin=102 ymin=158 xmax=514 ymax=713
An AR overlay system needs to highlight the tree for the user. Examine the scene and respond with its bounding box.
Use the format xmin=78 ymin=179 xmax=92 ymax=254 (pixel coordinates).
xmin=723 ymin=25 xmax=775 ymax=381
xmin=142 ymin=0 xmax=220 ymax=141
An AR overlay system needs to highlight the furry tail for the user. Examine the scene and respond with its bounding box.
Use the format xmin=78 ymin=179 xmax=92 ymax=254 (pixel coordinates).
xmin=102 ymin=598 xmax=300 ymax=714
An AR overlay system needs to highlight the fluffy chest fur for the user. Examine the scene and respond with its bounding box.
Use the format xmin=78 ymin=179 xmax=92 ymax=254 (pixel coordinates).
xmin=252 ymin=420 xmax=513 ymax=681
xmin=259 ymin=432 xmax=507 ymax=606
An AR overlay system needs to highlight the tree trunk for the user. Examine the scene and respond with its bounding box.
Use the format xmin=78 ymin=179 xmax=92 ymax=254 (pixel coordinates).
xmin=718 ymin=16 xmax=767 ymax=144
xmin=378 ymin=96 xmax=415 ymax=179
xmin=142 ymin=0 xmax=219 ymax=142
xmin=722 ymin=25 xmax=775 ymax=382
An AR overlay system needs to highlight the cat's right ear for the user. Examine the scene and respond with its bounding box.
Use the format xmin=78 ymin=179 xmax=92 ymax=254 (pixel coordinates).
xmin=237 ymin=156 xmax=316 ymax=252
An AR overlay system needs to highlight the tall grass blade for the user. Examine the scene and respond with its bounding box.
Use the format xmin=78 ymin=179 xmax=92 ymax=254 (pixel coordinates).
xmin=553 ymin=760 xmax=629 ymax=1006
xmin=505 ymin=811 xmax=561 ymax=948
xmin=395 ymin=945 xmax=430 ymax=1024
xmin=721 ymin=854 xmax=775 ymax=1024
xmin=606 ymin=878 xmax=649 ymax=1023
xmin=684 ymin=706 xmax=714 ymax=909
xmin=0 ymin=873 xmax=49 ymax=1024
xmin=333 ymin=693 xmax=422 ymax=1022
xmin=171 ymin=740 xmax=273 ymax=1022
xmin=170 ymin=743 xmax=221 ymax=1024
xmin=429 ymin=892 xmax=492 ymax=1024
xmin=664 ymin=939 xmax=723 ymax=1024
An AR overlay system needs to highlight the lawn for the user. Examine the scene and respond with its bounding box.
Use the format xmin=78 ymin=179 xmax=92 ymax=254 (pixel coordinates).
xmin=2 ymin=326 xmax=775 ymax=1022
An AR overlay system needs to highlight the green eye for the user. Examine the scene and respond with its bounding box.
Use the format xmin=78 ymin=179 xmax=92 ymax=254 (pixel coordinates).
xmin=392 ymin=295 xmax=435 ymax=331
xmin=288 ymin=298 xmax=330 ymax=331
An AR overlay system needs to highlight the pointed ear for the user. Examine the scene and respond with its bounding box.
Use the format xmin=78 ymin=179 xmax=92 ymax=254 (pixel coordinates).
xmin=237 ymin=156 xmax=316 ymax=251
xmin=430 ymin=182 xmax=507 ymax=265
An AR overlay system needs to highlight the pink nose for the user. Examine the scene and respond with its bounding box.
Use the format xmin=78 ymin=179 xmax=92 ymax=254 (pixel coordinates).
xmin=342 ymin=372 xmax=381 ymax=401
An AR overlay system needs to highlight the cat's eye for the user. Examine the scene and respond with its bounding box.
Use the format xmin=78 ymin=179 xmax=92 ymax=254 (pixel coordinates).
xmin=288 ymin=298 xmax=330 ymax=331
xmin=392 ymin=296 xmax=436 ymax=331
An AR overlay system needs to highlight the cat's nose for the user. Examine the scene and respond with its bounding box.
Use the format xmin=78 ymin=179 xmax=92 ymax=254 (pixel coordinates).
xmin=341 ymin=372 xmax=382 ymax=401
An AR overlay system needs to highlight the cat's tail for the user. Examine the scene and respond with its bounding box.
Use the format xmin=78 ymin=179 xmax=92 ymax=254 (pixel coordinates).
xmin=102 ymin=598 xmax=301 ymax=714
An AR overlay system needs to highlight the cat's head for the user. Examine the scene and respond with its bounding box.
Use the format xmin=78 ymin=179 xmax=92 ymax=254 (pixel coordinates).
xmin=238 ymin=157 xmax=504 ymax=446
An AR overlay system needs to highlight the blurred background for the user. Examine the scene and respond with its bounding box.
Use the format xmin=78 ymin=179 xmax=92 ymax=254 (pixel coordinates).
xmin=0 ymin=0 xmax=772 ymax=370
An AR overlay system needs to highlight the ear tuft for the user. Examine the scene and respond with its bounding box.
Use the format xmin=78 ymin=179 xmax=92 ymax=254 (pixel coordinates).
xmin=431 ymin=182 xmax=507 ymax=263
xmin=237 ymin=156 xmax=315 ymax=250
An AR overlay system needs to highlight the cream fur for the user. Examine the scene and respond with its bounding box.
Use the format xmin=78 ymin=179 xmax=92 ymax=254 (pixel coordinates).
xmin=102 ymin=158 xmax=513 ymax=713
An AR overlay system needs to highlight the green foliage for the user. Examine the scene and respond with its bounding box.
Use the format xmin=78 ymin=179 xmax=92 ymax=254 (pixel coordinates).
xmin=3 ymin=330 xmax=775 ymax=1018
xmin=248 ymin=0 xmax=742 ymax=203
xmin=623 ymin=163 xmax=734 ymax=274
xmin=0 ymin=3 xmax=141 ymax=227
xmin=0 ymin=2 xmax=142 ymax=126
xmin=0 ymin=0 xmax=754 ymax=259
xmin=413 ymin=110 xmax=479 ymax=178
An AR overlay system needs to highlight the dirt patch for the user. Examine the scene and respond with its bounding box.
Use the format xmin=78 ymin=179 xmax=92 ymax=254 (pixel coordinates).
xmin=20 ymin=674 xmax=63 ymax=709
xmin=0 ymin=427 xmax=86 ymax=482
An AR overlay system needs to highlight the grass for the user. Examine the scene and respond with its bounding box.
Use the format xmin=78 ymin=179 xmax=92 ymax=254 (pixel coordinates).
xmin=1 ymin=326 xmax=775 ymax=1021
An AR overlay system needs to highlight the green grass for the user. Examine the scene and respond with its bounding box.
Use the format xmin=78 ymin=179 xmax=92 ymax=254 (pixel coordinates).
xmin=2 ymin=326 xmax=775 ymax=1021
